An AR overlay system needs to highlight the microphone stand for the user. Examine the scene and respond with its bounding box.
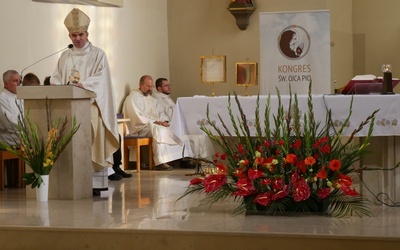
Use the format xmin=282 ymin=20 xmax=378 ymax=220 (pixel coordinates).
xmin=20 ymin=44 xmax=73 ymax=83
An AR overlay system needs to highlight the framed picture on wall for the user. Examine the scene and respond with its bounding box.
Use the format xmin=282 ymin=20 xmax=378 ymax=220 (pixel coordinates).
xmin=200 ymin=55 xmax=226 ymax=83
xmin=235 ymin=62 xmax=258 ymax=85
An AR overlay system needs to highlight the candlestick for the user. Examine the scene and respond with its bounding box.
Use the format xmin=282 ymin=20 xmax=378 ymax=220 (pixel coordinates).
xmin=382 ymin=64 xmax=394 ymax=95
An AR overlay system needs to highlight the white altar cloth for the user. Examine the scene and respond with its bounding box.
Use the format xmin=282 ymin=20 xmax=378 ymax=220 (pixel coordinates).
xmin=169 ymin=94 xmax=400 ymax=205
xmin=170 ymin=94 xmax=400 ymax=139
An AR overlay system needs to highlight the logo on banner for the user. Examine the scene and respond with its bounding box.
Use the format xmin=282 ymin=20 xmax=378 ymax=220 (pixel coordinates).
xmin=278 ymin=25 xmax=310 ymax=60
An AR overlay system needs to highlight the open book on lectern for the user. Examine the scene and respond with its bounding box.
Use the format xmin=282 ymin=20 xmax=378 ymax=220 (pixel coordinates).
xmin=341 ymin=74 xmax=400 ymax=95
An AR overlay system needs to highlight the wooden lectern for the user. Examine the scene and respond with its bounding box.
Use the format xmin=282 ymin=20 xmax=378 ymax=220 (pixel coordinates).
xmin=17 ymin=85 xmax=96 ymax=200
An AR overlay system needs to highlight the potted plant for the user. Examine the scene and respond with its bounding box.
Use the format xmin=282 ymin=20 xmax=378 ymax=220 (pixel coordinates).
xmin=0 ymin=102 xmax=79 ymax=200
xmin=179 ymin=84 xmax=385 ymax=217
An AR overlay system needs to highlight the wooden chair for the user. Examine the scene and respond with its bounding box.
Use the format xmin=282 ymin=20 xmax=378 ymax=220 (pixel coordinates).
xmin=0 ymin=150 xmax=25 ymax=191
xmin=121 ymin=117 xmax=153 ymax=172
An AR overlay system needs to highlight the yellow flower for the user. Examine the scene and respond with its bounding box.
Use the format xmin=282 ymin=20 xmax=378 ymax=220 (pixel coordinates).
xmin=43 ymin=158 xmax=53 ymax=168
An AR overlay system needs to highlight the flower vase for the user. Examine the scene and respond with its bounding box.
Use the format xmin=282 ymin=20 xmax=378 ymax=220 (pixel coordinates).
xmin=36 ymin=175 xmax=49 ymax=202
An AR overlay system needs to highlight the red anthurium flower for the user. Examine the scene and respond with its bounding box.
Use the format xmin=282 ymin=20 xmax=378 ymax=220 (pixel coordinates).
xmin=272 ymin=185 xmax=289 ymax=200
xmin=248 ymin=168 xmax=264 ymax=180
xmin=290 ymin=172 xmax=299 ymax=183
xmin=236 ymin=178 xmax=256 ymax=192
xmin=232 ymin=167 xmax=246 ymax=179
xmin=272 ymin=178 xmax=283 ymax=190
xmin=202 ymin=174 xmax=227 ymax=193
xmin=329 ymin=159 xmax=341 ymax=171
xmin=190 ymin=178 xmax=203 ymax=185
xmin=315 ymin=166 xmax=327 ymax=179
xmin=260 ymin=178 xmax=272 ymax=186
xmin=341 ymin=186 xmax=359 ymax=196
xmin=286 ymin=154 xmax=298 ymax=164
xmin=263 ymin=140 xmax=271 ymax=148
xmin=292 ymin=178 xmax=311 ymax=202
xmin=254 ymin=192 xmax=273 ymax=206
xmin=317 ymin=187 xmax=331 ymax=199
xmin=304 ymin=156 xmax=316 ymax=166
xmin=335 ymin=174 xmax=352 ymax=188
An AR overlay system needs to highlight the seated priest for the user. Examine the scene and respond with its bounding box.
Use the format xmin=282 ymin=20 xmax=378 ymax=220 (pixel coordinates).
xmin=0 ymin=70 xmax=22 ymax=146
xmin=122 ymin=75 xmax=183 ymax=171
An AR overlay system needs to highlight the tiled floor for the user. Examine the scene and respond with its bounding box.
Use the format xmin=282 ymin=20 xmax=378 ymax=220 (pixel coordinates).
xmin=1 ymin=168 xmax=400 ymax=249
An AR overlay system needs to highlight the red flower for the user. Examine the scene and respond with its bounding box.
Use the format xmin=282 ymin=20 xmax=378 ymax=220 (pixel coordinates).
xmin=335 ymin=173 xmax=352 ymax=188
xmin=260 ymin=178 xmax=272 ymax=186
xmin=190 ymin=178 xmax=203 ymax=185
xmin=329 ymin=159 xmax=341 ymax=171
xmin=292 ymin=139 xmax=302 ymax=150
xmin=320 ymin=144 xmax=331 ymax=154
xmin=240 ymin=159 xmax=250 ymax=167
xmin=254 ymin=157 xmax=264 ymax=166
xmin=315 ymin=166 xmax=327 ymax=179
xmin=254 ymin=192 xmax=273 ymax=206
xmin=220 ymin=153 xmax=227 ymax=160
xmin=236 ymin=178 xmax=256 ymax=193
xmin=272 ymin=178 xmax=283 ymax=190
xmin=286 ymin=154 xmax=297 ymax=164
xmin=248 ymin=168 xmax=264 ymax=180
xmin=292 ymin=178 xmax=311 ymax=202
xmin=341 ymin=186 xmax=359 ymax=196
xmin=217 ymin=163 xmax=228 ymax=174
xmin=317 ymin=187 xmax=331 ymax=199
xmin=232 ymin=167 xmax=246 ymax=179
xmin=202 ymin=174 xmax=227 ymax=193
xmin=263 ymin=141 xmax=271 ymax=148
xmin=304 ymin=156 xmax=316 ymax=166
xmin=296 ymin=160 xmax=306 ymax=174
xmin=238 ymin=144 xmax=246 ymax=154
xmin=272 ymin=185 xmax=289 ymax=200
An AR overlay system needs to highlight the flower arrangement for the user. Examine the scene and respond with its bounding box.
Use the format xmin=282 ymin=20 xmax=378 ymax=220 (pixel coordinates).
xmin=0 ymin=102 xmax=80 ymax=188
xmin=179 ymin=84 xmax=379 ymax=217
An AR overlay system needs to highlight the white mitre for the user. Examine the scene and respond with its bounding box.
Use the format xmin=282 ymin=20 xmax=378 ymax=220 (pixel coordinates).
xmin=64 ymin=8 xmax=90 ymax=33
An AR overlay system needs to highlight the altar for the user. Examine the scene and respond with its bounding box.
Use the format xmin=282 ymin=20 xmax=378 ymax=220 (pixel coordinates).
xmin=169 ymin=94 xmax=400 ymax=204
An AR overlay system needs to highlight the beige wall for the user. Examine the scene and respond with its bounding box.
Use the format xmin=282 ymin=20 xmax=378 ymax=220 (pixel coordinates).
xmin=168 ymin=0 xmax=400 ymax=98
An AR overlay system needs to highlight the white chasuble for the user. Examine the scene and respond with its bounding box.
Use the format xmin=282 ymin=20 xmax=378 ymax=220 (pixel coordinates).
xmin=51 ymin=42 xmax=119 ymax=172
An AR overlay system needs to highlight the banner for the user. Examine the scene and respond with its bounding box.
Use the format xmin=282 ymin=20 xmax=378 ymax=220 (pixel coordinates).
xmin=259 ymin=10 xmax=331 ymax=95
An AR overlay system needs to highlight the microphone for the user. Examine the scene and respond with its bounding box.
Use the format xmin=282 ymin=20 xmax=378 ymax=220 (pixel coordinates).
xmin=20 ymin=44 xmax=73 ymax=82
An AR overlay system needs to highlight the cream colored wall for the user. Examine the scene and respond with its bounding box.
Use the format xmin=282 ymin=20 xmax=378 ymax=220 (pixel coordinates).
xmin=353 ymin=0 xmax=400 ymax=93
xmin=0 ymin=0 xmax=169 ymax=112
xmin=167 ymin=0 xmax=352 ymax=98
xmin=168 ymin=0 xmax=399 ymax=98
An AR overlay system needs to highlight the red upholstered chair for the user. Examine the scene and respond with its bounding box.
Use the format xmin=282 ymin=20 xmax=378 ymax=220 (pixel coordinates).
xmin=0 ymin=150 xmax=25 ymax=191
xmin=120 ymin=114 xmax=153 ymax=172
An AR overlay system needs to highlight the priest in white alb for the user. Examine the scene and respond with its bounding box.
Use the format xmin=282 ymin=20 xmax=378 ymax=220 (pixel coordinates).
xmin=50 ymin=8 xmax=130 ymax=195
xmin=123 ymin=75 xmax=183 ymax=171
